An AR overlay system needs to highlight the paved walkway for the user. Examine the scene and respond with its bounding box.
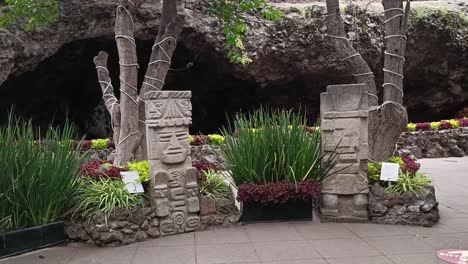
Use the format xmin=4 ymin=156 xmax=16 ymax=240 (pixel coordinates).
xmin=2 ymin=157 xmax=468 ymax=264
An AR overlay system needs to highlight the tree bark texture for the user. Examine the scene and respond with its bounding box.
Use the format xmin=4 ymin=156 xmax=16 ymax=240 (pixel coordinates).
xmin=369 ymin=0 xmax=409 ymax=162
xmin=325 ymin=0 xmax=377 ymax=106
xmin=325 ymin=0 xmax=410 ymax=162
xmin=94 ymin=0 xmax=185 ymax=165
xmin=138 ymin=0 xmax=186 ymax=160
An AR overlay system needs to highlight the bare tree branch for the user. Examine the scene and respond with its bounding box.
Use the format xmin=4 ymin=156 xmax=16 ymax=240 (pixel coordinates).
xmin=325 ymin=0 xmax=378 ymax=106
xmin=93 ymin=51 xmax=121 ymax=145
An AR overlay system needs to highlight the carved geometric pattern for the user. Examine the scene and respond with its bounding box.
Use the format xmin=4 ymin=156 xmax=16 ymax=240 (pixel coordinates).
xmin=145 ymin=91 xmax=200 ymax=235
xmin=320 ymin=84 xmax=369 ymax=222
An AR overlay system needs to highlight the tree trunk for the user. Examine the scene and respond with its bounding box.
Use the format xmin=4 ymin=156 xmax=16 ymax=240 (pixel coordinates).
xmin=113 ymin=0 xmax=141 ymax=166
xmin=94 ymin=0 xmax=185 ymax=165
xmin=325 ymin=0 xmax=410 ymax=162
xmin=137 ymin=0 xmax=186 ymax=159
xmin=369 ymin=0 xmax=410 ymax=162
xmin=325 ymin=0 xmax=377 ymax=106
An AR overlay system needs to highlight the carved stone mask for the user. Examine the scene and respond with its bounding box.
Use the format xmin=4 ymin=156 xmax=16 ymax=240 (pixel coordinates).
xmin=154 ymin=126 xmax=190 ymax=164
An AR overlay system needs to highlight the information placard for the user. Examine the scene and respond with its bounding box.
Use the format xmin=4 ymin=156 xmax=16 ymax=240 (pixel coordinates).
xmin=121 ymin=171 xmax=144 ymax=194
xmin=380 ymin=162 xmax=400 ymax=182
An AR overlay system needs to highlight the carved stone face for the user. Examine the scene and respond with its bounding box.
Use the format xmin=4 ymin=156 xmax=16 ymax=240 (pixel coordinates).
xmin=147 ymin=98 xmax=192 ymax=120
xmin=154 ymin=126 xmax=190 ymax=164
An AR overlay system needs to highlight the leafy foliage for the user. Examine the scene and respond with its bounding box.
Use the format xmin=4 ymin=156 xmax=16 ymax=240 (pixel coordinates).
xmin=79 ymin=160 xmax=127 ymax=180
xmin=128 ymin=160 xmax=150 ymax=183
xmin=91 ymin=138 xmax=111 ymax=150
xmin=368 ymin=156 xmax=404 ymax=185
xmin=74 ymin=178 xmax=144 ymax=223
xmin=221 ymin=108 xmax=338 ymax=186
xmin=198 ymin=170 xmax=231 ymax=199
xmin=237 ymin=180 xmax=321 ymax=204
xmin=0 ymin=0 xmax=60 ymax=30
xmin=209 ymin=0 xmax=282 ymax=64
xmin=386 ymin=172 xmax=432 ymax=195
xmin=0 ymin=114 xmax=87 ymax=232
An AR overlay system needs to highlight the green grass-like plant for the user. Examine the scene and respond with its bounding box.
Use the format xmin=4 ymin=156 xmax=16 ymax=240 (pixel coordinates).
xmin=74 ymin=178 xmax=144 ymax=223
xmin=386 ymin=172 xmax=432 ymax=195
xmin=199 ymin=170 xmax=231 ymax=199
xmin=221 ymin=108 xmax=338 ymax=186
xmin=0 ymin=114 xmax=87 ymax=232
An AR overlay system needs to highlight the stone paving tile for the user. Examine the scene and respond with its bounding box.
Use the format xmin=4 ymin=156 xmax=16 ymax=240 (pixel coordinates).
xmin=405 ymin=223 xmax=457 ymax=237
xmin=137 ymin=232 xmax=194 ymax=247
xmin=196 ymin=243 xmax=260 ymax=264
xmin=363 ymin=235 xmax=434 ymax=255
xmin=307 ymin=238 xmax=381 ymax=258
xmin=292 ymin=222 xmax=357 ymax=240
xmin=419 ymin=232 xmax=468 ymax=249
xmin=245 ymin=223 xmax=303 ymax=242
xmin=325 ymin=256 xmax=394 ymax=264
xmin=260 ymin=260 xmax=327 ymax=264
xmin=437 ymin=217 xmax=468 ymax=232
xmin=0 ymin=246 xmax=76 ymax=264
xmin=132 ymin=246 xmax=195 ymax=264
xmin=387 ymin=253 xmax=446 ymax=264
xmin=68 ymin=246 xmax=137 ymax=264
xmin=195 ymin=226 xmax=250 ymax=245
xmin=343 ymin=223 xmax=410 ymax=238
xmin=253 ymin=241 xmax=321 ymax=262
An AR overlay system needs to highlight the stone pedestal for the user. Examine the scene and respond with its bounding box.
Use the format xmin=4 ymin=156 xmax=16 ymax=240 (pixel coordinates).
xmin=144 ymin=91 xmax=200 ymax=236
xmin=320 ymin=84 xmax=369 ymax=222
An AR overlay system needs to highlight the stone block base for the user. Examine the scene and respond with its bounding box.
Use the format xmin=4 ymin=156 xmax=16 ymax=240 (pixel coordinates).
xmin=320 ymin=194 xmax=368 ymax=223
xmin=369 ymin=184 xmax=439 ymax=227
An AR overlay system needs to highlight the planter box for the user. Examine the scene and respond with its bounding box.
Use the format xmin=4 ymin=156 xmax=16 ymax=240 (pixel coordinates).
xmin=242 ymin=199 xmax=313 ymax=223
xmin=0 ymin=222 xmax=65 ymax=259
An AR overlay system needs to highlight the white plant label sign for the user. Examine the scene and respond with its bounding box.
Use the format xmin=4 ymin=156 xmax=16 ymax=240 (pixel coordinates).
xmin=121 ymin=171 xmax=144 ymax=194
xmin=380 ymin=162 xmax=400 ymax=182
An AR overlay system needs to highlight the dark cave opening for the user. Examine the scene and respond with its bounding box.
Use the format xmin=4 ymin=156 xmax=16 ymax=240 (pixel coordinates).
xmin=0 ymin=37 xmax=323 ymax=138
xmin=1 ymin=36 xmax=463 ymax=138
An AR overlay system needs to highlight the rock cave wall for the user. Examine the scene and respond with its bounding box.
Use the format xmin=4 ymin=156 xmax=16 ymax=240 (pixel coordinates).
xmin=0 ymin=0 xmax=467 ymax=136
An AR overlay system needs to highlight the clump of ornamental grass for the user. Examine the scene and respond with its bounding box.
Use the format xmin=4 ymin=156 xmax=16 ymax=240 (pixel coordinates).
xmin=221 ymin=108 xmax=338 ymax=186
xmin=0 ymin=114 xmax=88 ymax=232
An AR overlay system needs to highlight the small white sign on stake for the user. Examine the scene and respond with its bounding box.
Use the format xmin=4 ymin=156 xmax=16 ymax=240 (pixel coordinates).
xmin=121 ymin=171 xmax=144 ymax=194
xmin=380 ymin=162 xmax=400 ymax=182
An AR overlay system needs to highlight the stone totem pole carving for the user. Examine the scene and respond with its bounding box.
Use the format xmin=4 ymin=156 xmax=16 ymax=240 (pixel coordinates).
xmin=144 ymin=91 xmax=200 ymax=235
xmin=320 ymin=84 xmax=369 ymax=222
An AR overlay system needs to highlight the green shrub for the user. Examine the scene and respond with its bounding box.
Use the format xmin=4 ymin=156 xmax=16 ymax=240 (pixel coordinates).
xmin=208 ymin=134 xmax=225 ymax=145
xmin=386 ymin=172 xmax=432 ymax=194
xmin=407 ymin=123 xmax=417 ymax=132
xmin=199 ymin=170 xmax=231 ymax=199
xmin=128 ymin=160 xmax=150 ymax=182
xmin=368 ymin=157 xmax=404 ymax=185
xmin=91 ymin=138 xmax=110 ymax=149
xmin=221 ymin=108 xmax=338 ymax=186
xmin=430 ymin=121 xmax=441 ymax=130
xmin=0 ymin=115 xmax=87 ymax=232
xmin=74 ymin=178 xmax=144 ymax=223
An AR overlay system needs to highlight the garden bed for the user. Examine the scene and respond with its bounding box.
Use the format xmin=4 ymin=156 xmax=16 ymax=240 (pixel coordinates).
xmin=66 ymin=192 xmax=240 ymax=246
xmin=369 ymin=184 xmax=439 ymax=227
xmin=397 ymin=127 xmax=468 ymax=159
xmin=1 ymin=222 xmax=65 ymax=258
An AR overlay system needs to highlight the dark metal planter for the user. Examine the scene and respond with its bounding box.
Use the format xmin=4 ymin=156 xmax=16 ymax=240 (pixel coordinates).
xmin=242 ymin=199 xmax=313 ymax=223
xmin=0 ymin=221 xmax=65 ymax=259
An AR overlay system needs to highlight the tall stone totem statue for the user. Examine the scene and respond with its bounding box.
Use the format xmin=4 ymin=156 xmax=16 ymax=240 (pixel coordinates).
xmin=144 ymin=91 xmax=200 ymax=235
xmin=320 ymin=84 xmax=369 ymax=222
